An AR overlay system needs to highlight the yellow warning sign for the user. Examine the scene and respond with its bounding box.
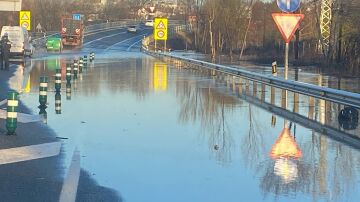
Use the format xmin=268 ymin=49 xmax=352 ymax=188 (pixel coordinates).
xmin=154 ymin=18 xmax=167 ymax=40
xmin=19 ymin=11 xmax=31 ymax=31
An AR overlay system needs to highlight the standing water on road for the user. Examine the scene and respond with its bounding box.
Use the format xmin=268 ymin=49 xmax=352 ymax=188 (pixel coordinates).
xmin=18 ymin=52 xmax=360 ymax=202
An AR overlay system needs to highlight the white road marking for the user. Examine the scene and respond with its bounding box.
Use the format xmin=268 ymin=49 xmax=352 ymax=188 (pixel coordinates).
xmin=84 ymin=26 xmax=126 ymax=37
xmin=59 ymin=149 xmax=81 ymax=202
xmin=105 ymin=34 xmax=145 ymax=51
xmin=0 ymin=99 xmax=7 ymax=106
xmin=0 ymin=109 xmax=42 ymax=123
xmin=0 ymin=142 xmax=61 ymax=165
xmin=83 ymin=31 xmax=126 ymax=46
xmin=126 ymin=38 xmax=143 ymax=51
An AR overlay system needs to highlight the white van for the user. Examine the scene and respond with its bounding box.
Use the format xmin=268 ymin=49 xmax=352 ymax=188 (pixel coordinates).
xmin=1 ymin=26 xmax=33 ymax=57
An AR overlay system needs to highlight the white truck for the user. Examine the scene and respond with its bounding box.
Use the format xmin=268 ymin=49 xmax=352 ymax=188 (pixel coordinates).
xmin=0 ymin=26 xmax=34 ymax=57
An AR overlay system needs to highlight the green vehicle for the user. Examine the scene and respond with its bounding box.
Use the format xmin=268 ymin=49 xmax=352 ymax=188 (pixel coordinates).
xmin=46 ymin=34 xmax=63 ymax=52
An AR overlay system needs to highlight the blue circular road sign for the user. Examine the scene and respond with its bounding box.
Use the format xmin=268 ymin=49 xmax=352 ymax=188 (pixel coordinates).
xmin=277 ymin=0 xmax=301 ymax=13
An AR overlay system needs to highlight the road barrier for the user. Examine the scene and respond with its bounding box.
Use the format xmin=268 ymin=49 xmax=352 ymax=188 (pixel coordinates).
xmin=6 ymin=91 xmax=19 ymax=135
xmin=144 ymin=50 xmax=360 ymax=109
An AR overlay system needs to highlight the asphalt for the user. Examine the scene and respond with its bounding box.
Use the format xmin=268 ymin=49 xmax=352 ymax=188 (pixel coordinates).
xmin=0 ymin=24 xmax=141 ymax=201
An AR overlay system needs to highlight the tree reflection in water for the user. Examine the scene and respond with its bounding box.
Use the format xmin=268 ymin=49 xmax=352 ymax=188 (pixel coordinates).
xmin=176 ymin=78 xmax=235 ymax=164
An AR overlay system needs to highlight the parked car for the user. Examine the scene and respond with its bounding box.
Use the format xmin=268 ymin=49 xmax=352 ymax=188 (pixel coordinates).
xmin=145 ymin=20 xmax=154 ymax=27
xmin=0 ymin=26 xmax=34 ymax=57
xmin=46 ymin=34 xmax=63 ymax=52
xmin=127 ymin=25 xmax=138 ymax=33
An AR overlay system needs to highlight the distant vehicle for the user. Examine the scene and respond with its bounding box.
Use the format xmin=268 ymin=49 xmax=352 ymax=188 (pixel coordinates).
xmin=127 ymin=25 xmax=138 ymax=33
xmin=46 ymin=34 xmax=63 ymax=52
xmin=61 ymin=16 xmax=84 ymax=47
xmin=145 ymin=20 xmax=154 ymax=27
xmin=0 ymin=26 xmax=34 ymax=57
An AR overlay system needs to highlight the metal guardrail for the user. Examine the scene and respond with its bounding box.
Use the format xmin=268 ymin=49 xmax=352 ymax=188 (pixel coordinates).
xmin=144 ymin=50 xmax=360 ymax=109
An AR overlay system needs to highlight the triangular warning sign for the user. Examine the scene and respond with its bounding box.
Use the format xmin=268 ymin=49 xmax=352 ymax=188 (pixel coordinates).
xmin=156 ymin=21 xmax=166 ymax=29
xmin=272 ymin=13 xmax=304 ymax=43
xmin=269 ymin=127 xmax=302 ymax=159
xmin=22 ymin=13 xmax=29 ymax=20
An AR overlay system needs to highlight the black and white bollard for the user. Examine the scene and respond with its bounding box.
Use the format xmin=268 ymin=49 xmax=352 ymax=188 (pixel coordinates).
xmin=66 ymin=64 xmax=72 ymax=83
xmin=79 ymin=57 xmax=83 ymax=74
xmin=73 ymin=61 xmax=78 ymax=79
xmin=55 ymin=68 xmax=61 ymax=93
xmin=39 ymin=76 xmax=48 ymax=106
xmin=90 ymin=52 xmax=95 ymax=62
xmin=55 ymin=92 xmax=61 ymax=114
xmin=6 ymin=91 xmax=19 ymax=135
xmin=83 ymin=55 xmax=88 ymax=68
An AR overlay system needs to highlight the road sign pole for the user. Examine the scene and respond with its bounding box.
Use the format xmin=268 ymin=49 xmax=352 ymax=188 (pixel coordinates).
xmin=155 ymin=40 xmax=157 ymax=51
xmin=164 ymin=40 xmax=167 ymax=52
xmin=285 ymin=42 xmax=289 ymax=80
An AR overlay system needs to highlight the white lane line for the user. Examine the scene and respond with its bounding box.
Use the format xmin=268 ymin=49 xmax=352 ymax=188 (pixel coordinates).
xmin=0 ymin=99 xmax=6 ymax=106
xmin=84 ymin=26 xmax=126 ymax=36
xmin=126 ymin=38 xmax=143 ymax=51
xmin=59 ymin=149 xmax=80 ymax=202
xmin=0 ymin=142 xmax=61 ymax=165
xmin=83 ymin=31 xmax=126 ymax=46
xmin=0 ymin=109 xmax=42 ymax=123
xmin=105 ymin=34 xmax=145 ymax=51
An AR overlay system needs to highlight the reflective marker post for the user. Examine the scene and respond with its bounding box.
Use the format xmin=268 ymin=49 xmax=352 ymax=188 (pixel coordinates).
xmin=66 ymin=64 xmax=72 ymax=83
xmin=6 ymin=91 xmax=19 ymax=135
xmin=73 ymin=61 xmax=78 ymax=79
xmin=39 ymin=76 xmax=48 ymax=106
xmin=55 ymin=68 xmax=61 ymax=93
xmin=83 ymin=55 xmax=88 ymax=68
xmin=79 ymin=57 xmax=83 ymax=74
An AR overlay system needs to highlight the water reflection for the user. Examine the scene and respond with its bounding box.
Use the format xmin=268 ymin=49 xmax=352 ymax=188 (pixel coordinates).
xmin=21 ymin=55 xmax=360 ymax=202
xmin=153 ymin=63 xmax=167 ymax=91
xmin=38 ymin=105 xmax=47 ymax=124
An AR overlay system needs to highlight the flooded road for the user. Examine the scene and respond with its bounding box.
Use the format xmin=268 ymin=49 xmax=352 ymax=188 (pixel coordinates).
xmin=13 ymin=48 xmax=360 ymax=202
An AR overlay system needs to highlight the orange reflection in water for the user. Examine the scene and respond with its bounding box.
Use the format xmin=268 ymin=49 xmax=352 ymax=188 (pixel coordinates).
xmin=269 ymin=127 xmax=302 ymax=159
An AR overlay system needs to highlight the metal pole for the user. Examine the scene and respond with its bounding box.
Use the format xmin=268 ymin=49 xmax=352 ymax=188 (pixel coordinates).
xmin=285 ymin=42 xmax=289 ymax=80
xmin=164 ymin=40 xmax=167 ymax=52
xmin=155 ymin=40 xmax=157 ymax=51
